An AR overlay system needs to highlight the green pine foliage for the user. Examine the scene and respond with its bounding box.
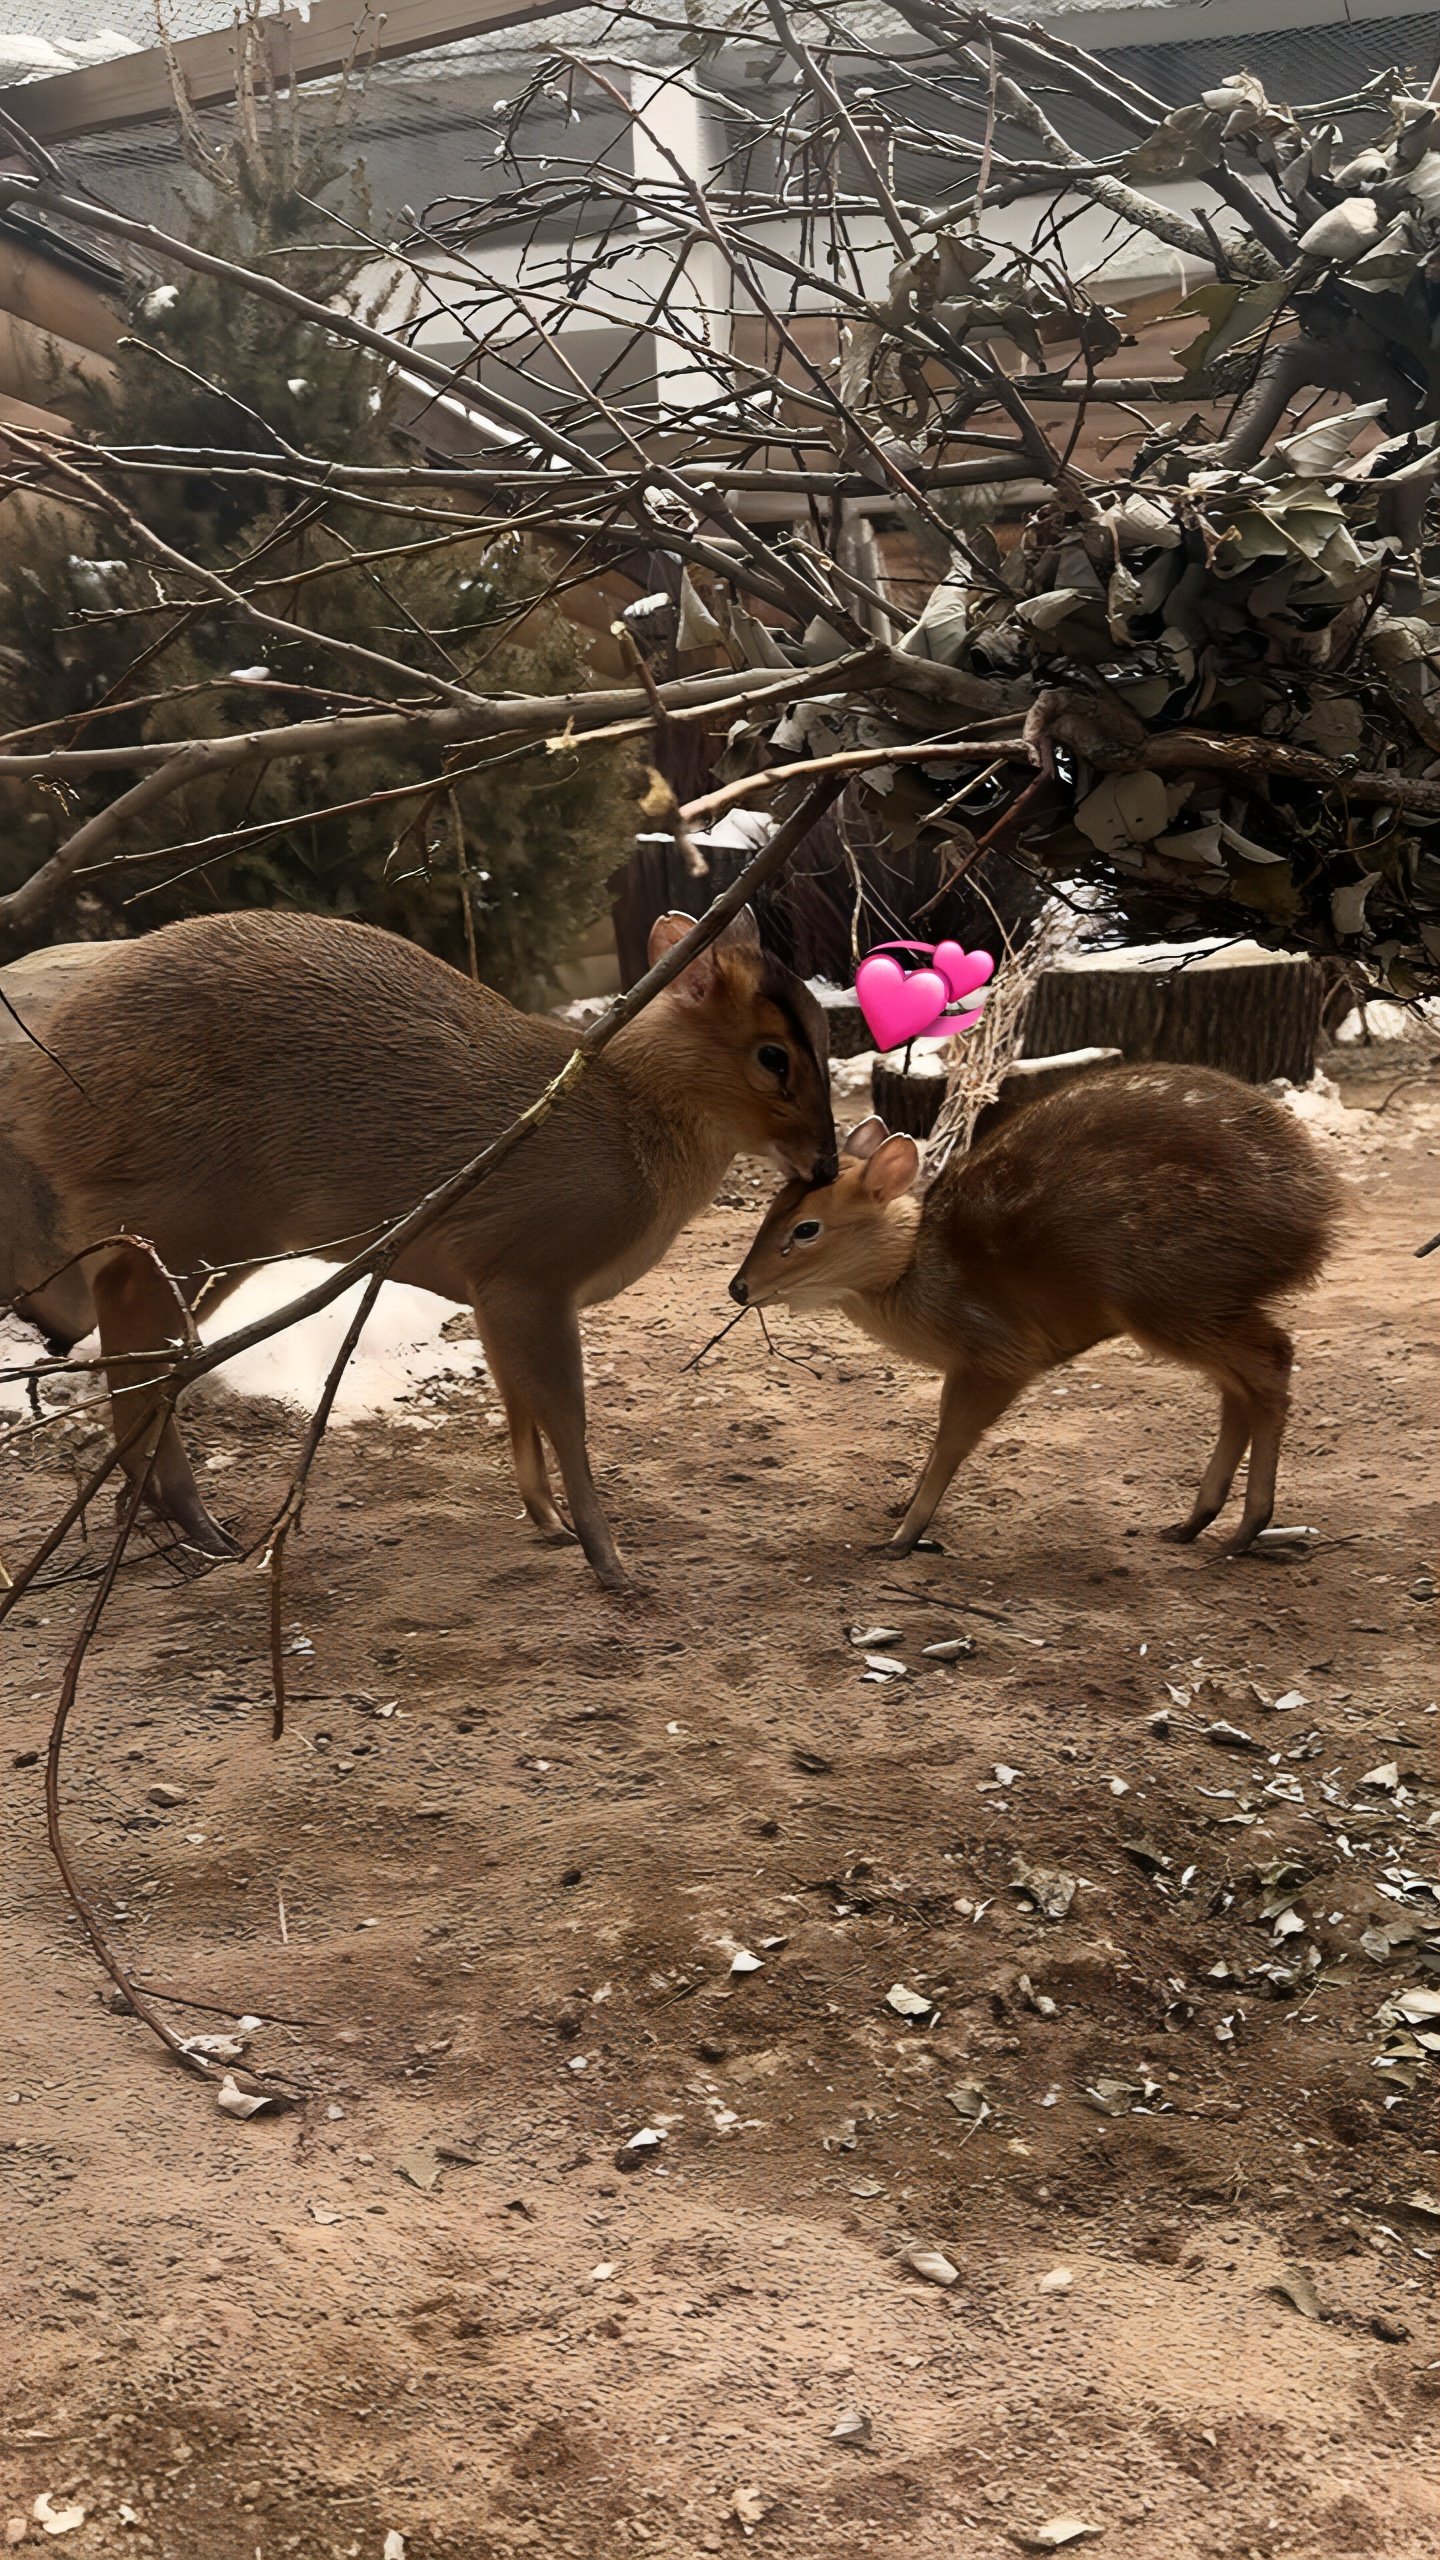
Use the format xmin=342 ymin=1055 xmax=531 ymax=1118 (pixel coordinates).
xmin=0 ymin=72 xmax=632 ymax=999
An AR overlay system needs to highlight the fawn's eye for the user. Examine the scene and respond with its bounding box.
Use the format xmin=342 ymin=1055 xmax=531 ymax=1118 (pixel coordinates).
xmin=792 ymin=1218 xmax=822 ymax=1243
xmin=757 ymin=1043 xmax=790 ymax=1078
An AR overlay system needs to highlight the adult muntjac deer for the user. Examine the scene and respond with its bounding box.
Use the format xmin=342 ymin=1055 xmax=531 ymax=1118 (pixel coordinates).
xmin=728 ymin=1063 xmax=1341 ymax=1558
xmin=3 ymin=907 xmax=837 ymax=1587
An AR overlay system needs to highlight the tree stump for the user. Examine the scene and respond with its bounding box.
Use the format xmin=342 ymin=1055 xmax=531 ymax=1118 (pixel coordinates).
xmin=871 ymin=1052 xmax=949 ymax=1138
xmin=811 ymin=986 xmax=871 ymax=1059
xmin=873 ymin=1045 xmax=1125 ymax=1144
xmin=1022 ymin=939 xmax=1321 ymax=1086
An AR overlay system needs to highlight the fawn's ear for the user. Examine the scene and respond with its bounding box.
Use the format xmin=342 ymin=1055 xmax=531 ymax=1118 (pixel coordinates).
xmin=860 ymin=1133 xmax=921 ymax=1204
xmin=647 ymin=907 xmax=761 ymax=1001
xmin=842 ymin=1115 xmax=890 ymax=1162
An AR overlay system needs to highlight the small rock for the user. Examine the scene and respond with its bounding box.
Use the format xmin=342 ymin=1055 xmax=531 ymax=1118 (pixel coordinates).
xmin=180 ymin=2031 xmax=247 ymax=2066
xmin=560 ymin=1866 xmax=583 ymax=1887
xmin=885 ymin=1983 xmax=935 ymax=2022
xmin=1010 ymin=1857 xmax=1076 ymax=1922
xmin=146 ymin=1783 xmax=186 ymax=1808
xmin=829 ymin=2409 xmax=872 ymax=2447
xmin=395 ymin=2145 xmax=443 ymax=2192
xmin=216 ymin=2074 xmax=283 ymax=2120
xmin=615 ymin=2126 xmax=665 ymax=2171
xmin=31 ymin=2498 xmax=85 ymax=2538
xmin=698 ymin=2036 xmax=730 ymax=2064
xmin=899 ymin=2243 xmax=959 ymax=2287
xmin=921 ymin=1636 xmax=975 ymax=1661
xmin=11 ymin=1751 xmax=38 ymax=1770
xmin=1371 ymin=2311 xmax=1410 ymax=2343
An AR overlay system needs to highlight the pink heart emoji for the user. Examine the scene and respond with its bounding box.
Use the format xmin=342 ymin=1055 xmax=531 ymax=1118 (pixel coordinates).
xmin=855 ymin=954 xmax=951 ymax=1051
xmin=932 ymin=942 xmax=996 ymax=1005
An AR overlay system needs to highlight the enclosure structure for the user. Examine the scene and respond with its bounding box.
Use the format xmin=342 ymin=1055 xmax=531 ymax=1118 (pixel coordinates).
xmin=6 ymin=0 xmax=1440 ymax=995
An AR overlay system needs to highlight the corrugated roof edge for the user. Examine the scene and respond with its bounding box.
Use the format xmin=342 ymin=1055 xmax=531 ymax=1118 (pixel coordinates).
xmin=0 ymin=204 xmax=125 ymax=291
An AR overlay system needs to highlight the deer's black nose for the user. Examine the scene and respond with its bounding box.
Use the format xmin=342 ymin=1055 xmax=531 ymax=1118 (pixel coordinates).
xmin=729 ymin=1276 xmax=749 ymax=1305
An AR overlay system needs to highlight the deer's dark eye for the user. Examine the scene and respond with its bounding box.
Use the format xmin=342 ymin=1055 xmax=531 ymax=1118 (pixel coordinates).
xmin=792 ymin=1218 xmax=822 ymax=1243
xmin=757 ymin=1043 xmax=789 ymax=1078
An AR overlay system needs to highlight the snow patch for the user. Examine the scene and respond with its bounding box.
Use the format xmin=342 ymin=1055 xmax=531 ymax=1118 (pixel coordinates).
xmin=1 ymin=1265 xmax=486 ymax=1429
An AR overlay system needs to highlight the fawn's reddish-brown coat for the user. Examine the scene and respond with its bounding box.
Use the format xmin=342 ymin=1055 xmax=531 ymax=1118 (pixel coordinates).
xmin=730 ymin=1063 xmax=1341 ymax=1555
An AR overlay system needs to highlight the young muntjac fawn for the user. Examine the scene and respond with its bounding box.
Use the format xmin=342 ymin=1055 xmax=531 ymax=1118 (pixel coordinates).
xmin=4 ymin=906 xmax=837 ymax=1587
xmin=729 ymin=1064 xmax=1341 ymax=1557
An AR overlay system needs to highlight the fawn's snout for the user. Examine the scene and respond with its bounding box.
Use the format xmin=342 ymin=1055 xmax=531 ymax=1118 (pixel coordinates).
xmin=729 ymin=1123 xmax=923 ymax=1313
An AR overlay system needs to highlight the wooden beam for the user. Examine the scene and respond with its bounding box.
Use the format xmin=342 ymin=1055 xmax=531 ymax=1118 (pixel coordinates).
xmin=0 ymin=308 xmax=114 ymax=408
xmin=5 ymin=0 xmax=576 ymax=147
xmin=0 ymin=233 xmax=121 ymax=357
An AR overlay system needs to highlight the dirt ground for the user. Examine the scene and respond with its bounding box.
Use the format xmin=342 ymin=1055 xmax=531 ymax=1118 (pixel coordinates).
xmin=2 ymin=1046 xmax=1438 ymax=2560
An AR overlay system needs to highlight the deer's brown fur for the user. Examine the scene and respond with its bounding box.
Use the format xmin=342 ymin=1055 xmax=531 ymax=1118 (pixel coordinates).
xmin=3 ymin=907 xmax=836 ymax=1586
xmin=730 ymin=1063 xmax=1342 ymax=1556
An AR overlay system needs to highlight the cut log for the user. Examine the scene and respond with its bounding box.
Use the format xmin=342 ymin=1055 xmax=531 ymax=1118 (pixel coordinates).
xmin=872 ymin=1044 xmax=1124 ymax=1144
xmin=870 ymin=1050 xmax=950 ymax=1139
xmin=1022 ymin=939 xmax=1321 ymax=1086
xmin=807 ymin=981 xmax=871 ymax=1060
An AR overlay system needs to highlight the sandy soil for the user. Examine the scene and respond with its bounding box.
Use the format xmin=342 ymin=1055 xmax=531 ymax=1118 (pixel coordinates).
xmin=2 ymin=1048 xmax=1438 ymax=2560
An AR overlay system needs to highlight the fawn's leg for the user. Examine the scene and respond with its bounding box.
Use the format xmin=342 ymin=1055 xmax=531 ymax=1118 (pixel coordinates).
xmin=887 ymin=1367 xmax=1023 ymax=1556
xmin=90 ymin=1242 xmax=237 ymax=1557
xmin=1222 ymin=1317 xmax=1294 ymax=1555
xmin=1161 ymin=1385 xmax=1252 ymax=1543
xmin=476 ymin=1289 xmax=627 ymax=1589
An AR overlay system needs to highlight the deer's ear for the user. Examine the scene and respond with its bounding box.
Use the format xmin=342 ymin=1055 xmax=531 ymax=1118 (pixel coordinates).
xmin=647 ymin=908 xmax=761 ymax=1002
xmin=861 ymin=1133 xmax=921 ymax=1203
xmin=842 ymin=1115 xmax=890 ymax=1162
xmin=721 ymin=902 xmax=762 ymax=951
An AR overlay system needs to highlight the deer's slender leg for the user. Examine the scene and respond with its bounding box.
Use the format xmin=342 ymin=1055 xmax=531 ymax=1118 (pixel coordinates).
xmin=887 ymin=1366 xmax=1023 ymax=1555
xmin=476 ymin=1289 xmax=626 ymax=1589
xmin=1161 ymin=1386 xmax=1251 ymax=1543
xmin=1223 ymin=1319 xmax=1294 ymax=1555
xmin=91 ymin=1243 xmax=236 ymax=1557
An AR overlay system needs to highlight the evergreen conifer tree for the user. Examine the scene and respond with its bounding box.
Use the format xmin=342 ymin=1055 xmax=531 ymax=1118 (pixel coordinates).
xmin=0 ymin=52 xmax=632 ymax=998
